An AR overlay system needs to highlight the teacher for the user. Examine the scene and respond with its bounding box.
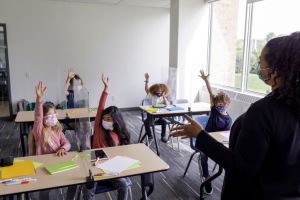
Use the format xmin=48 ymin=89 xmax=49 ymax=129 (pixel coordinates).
xmin=171 ymin=32 xmax=300 ymax=200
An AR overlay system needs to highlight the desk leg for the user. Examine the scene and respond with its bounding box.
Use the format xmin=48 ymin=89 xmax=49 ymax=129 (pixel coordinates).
xmin=199 ymin=165 xmax=223 ymax=200
xmin=140 ymin=174 xmax=154 ymax=200
xmin=150 ymin=115 xmax=160 ymax=156
xmin=19 ymin=123 xmax=26 ymax=156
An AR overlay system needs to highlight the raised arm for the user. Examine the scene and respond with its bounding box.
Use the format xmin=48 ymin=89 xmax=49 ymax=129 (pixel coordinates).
xmin=144 ymin=73 xmax=150 ymax=94
xmin=94 ymin=74 xmax=109 ymax=128
xmin=199 ymin=69 xmax=214 ymax=106
xmin=33 ymin=81 xmax=47 ymax=140
xmin=65 ymin=69 xmax=75 ymax=96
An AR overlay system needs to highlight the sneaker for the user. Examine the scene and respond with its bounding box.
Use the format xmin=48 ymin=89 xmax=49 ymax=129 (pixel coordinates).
xmin=161 ymin=136 xmax=169 ymax=143
xmin=203 ymin=182 xmax=213 ymax=195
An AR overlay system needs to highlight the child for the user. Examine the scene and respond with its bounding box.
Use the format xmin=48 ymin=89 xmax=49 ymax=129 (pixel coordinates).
xmin=89 ymin=74 xmax=131 ymax=200
xmin=198 ymin=69 xmax=232 ymax=195
xmin=143 ymin=73 xmax=170 ymax=143
xmin=65 ymin=69 xmax=84 ymax=109
xmin=33 ymin=81 xmax=71 ymax=199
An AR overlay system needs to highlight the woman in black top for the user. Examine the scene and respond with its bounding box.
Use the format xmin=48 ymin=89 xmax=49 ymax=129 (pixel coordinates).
xmin=172 ymin=32 xmax=300 ymax=200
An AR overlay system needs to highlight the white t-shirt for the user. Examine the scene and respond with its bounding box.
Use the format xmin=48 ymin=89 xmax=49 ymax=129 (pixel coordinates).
xmin=146 ymin=93 xmax=164 ymax=105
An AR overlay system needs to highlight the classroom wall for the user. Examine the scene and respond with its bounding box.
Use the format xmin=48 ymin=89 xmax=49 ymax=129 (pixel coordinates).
xmin=169 ymin=0 xmax=209 ymax=103
xmin=0 ymin=0 xmax=170 ymax=113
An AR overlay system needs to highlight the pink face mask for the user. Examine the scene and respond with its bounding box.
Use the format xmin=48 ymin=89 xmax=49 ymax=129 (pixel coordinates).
xmin=43 ymin=113 xmax=58 ymax=127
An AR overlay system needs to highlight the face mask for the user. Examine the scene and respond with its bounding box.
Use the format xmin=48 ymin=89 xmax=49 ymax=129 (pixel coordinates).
xmin=102 ymin=120 xmax=114 ymax=131
xmin=156 ymin=92 xmax=163 ymax=97
xmin=216 ymin=106 xmax=226 ymax=113
xmin=44 ymin=114 xmax=58 ymax=127
xmin=256 ymin=63 xmax=271 ymax=82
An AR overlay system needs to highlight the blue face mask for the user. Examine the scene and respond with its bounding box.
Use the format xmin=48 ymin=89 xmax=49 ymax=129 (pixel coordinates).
xmin=256 ymin=63 xmax=271 ymax=82
xmin=156 ymin=92 xmax=163 ymax=97
xmin=216 ymin=106 xmax=226 ymax=113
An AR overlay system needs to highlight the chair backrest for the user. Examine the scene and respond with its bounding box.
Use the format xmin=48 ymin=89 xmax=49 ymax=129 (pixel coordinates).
xmin=194 ymin=115 xmax=209 ymax=129
xmin=17 ymin=99 xmax=29 ymax=112
xmin=190 ymin=115 xmax=209 ymax=150
xmin=141 ymin=98 xmax=151 ymax=122
xmin=95 ymin=177 xmax=132 ymax=194
xmin=28 ymin=130 xmax=36 ymax=156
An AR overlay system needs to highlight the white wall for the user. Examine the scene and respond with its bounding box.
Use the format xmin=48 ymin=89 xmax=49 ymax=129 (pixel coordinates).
xmin=0 ymin=0 xmax=170 ymax=113
xmin=169 ymin=0 xmax=209 ymax=103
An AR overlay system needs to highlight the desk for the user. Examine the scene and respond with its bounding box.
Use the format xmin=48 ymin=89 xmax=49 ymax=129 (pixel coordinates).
xmin=199 ymin=131 xmax=229 ymax=200
xmin=0 ymin=143 xmax=169 ymax=199
xmin=138 ymin=102 xmax=211 ymax=156
xmin=15 ymin=108 xmax=98 ymax=156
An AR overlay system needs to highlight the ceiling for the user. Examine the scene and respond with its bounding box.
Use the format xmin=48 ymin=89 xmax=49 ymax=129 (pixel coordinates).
xmin=48 ymin=0 xmax=170 ymax=8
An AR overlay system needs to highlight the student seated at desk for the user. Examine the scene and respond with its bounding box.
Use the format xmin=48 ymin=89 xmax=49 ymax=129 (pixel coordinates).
xmin=33 ymin=81 xmax=71 ymax=200
xmin=197 ymin=70 xmax=232 ymax=195
xmin=90 ymin=74 xmax=131 ymax=200
xmin=144 ymin=72 xmax=170 ymax=143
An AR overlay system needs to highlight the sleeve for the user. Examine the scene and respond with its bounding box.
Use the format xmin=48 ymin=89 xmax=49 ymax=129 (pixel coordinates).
xmin=196 ymin=103 xmax=271 ymax=179
xmin=33 ymin=99 xmax=44 ymax=141
xmin=93 ymin=91 xmax=108 ymax=148
xmin=60 ymin=132 xmax=71 ymax=151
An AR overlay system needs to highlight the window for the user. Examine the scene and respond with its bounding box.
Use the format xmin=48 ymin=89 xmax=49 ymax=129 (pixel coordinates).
xmin=208 ymin=0 xmax=300 ymax=94
xmin=208 ymin=0 xmax=247 ymax=89
xmin=247 ymin=0 xmax=300 ymax=93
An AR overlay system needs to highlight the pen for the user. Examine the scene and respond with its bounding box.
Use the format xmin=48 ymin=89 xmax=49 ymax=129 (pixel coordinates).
xmin=0 ymin=178 xmax=12 ymax=183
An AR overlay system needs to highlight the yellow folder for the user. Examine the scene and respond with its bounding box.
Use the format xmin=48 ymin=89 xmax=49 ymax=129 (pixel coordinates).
xmin=0 ymin=160 xmax=36 ymax=179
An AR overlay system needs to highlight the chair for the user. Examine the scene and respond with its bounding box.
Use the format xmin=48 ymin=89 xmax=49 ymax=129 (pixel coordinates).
xmin=169 ymin=99 xmax=189 ymax=151
xmin=137 ymin=98 xmax=172 ymax=144
xmin=183 ymin=115 xmax=209 ymax=177
xmin=94 ymin=178 xmax=133 ymax=200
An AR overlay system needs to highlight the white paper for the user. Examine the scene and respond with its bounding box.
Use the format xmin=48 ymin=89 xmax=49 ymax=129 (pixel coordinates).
xmin=96 ymin=156 xmax=140 ymax=173
xmin=220 ymin=131 xmax=230 ymax=139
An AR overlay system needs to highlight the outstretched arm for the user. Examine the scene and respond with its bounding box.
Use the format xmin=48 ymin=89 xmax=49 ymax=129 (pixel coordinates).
xmin=199 ymin=69 xmax=214 ymax=106
xmin=65 ymin=69 xmax=75 ymax=96
xmin=144 ymin=73 xmax=150 ymax=94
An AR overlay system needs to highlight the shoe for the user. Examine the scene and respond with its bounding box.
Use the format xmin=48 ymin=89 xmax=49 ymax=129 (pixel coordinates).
xmin=161 ymin=136 xmax=169 ymax=143
xmin=147 ymin=134 xmax=153 ymax=141
xmin=203 ymin=182 xmax=213 ymax=195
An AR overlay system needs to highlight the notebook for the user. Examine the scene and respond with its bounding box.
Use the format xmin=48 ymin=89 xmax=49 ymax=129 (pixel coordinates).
xmin=152 ymin=104 xmax=166 ymax=108
xmin=166 ymin=106 xmax=184 ymax=111
xmin=0 ymin=160 xmax=36 ymax=179
xmin=45 ymin=160 xmax=79 ymax=175
xmin=96 ymin=156 xmax=140 ymax=174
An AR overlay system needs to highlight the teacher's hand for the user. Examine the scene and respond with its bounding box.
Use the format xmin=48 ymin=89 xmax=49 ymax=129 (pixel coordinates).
xmin=171 ymin=114 xmax=203 ymax=138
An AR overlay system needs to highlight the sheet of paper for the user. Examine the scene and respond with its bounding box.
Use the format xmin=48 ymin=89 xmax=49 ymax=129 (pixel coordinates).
xmin=220 ymin=131 xmax=230 ymax=139
xmin=96 ymin=156 xmax=140 ymax=174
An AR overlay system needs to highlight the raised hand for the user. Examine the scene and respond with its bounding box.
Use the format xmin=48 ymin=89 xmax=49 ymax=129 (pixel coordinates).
xmin=101 ymin=74 xmax=109 ymax=88
xmin=199 ymin=69 xmax=209 ymax=80
xmin=35 ymin=81 xmax=47 ymax=100
xmin=68 ymin=69 xmax=75 ymax=79
xmin=170 ymin=114 xmax=203 ymax=138
xmin=144 ymin=73 xmax=149 ymax=81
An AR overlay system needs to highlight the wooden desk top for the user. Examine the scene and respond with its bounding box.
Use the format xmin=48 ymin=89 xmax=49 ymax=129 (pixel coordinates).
xmin=139 ymin=102 xmax=211 ymax=116
xmin=209 ymin=131 xmax=230 ymax=146
xmin=15 ymin=108 xmax=97 ymax=123
xmin=0 ymin=144 xmax=169 ymax=196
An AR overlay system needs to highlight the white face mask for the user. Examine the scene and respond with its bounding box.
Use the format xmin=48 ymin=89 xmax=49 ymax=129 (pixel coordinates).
xmin=44 ymin=114 xmax=58 ymax=127
xmin=102 ymin=120 xmax=114 ymax=131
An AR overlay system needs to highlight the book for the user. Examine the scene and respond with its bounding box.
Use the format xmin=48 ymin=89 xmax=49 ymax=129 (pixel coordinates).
xmin=0 ymin=160 xmax=36 ymax=179
xmin=45 ymin=160 xmax=78 ymax=175
xmin=152 ymin=104 xmax=166 ymax=108
xmin=166 ymin=106 xmax=184 ymax=111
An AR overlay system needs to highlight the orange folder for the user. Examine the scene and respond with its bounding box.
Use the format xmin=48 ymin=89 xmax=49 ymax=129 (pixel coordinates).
xmin=0 ymin=160 xmax=36 ymax=179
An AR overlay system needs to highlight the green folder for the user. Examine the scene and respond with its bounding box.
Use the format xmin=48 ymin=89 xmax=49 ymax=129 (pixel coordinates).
xmin=45 ymin=160 xmax=79 ymax=175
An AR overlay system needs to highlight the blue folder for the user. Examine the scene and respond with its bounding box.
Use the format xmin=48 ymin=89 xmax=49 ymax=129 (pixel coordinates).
xmin=166 ymin=106 xmax=184 ymax=111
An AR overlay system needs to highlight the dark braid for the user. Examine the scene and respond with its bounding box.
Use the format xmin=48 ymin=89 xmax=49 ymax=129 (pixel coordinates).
xmin=265 ymin=32 xmax=300 ymax=119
